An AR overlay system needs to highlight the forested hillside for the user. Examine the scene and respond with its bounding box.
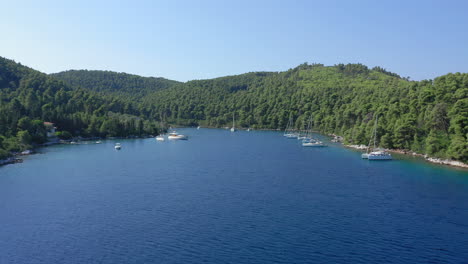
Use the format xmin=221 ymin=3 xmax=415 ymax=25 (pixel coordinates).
xmin=1 ymin=57 xmax=466 ymax=163
xmin=0 ymin=57 xmax=163 ymax=159
xmin=51 ymin=70 xmax=179 ymax=98
xmin=142 ymin=63 xmax=467 ymax=162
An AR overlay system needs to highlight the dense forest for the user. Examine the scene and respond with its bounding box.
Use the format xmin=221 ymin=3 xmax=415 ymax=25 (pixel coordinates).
xmin=1 ymin=57 xmax=467 ymax=163
xmin=0 ymin=57 xmax=164 ymax=159
xmin=138 ymin=63 xmax=467 ymax=162
xmin=51 ymin=70 xmax=179 ymax=98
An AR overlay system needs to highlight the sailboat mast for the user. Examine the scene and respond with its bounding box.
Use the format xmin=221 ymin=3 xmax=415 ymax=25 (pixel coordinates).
xmin=373 ymin=116 xmax=378 ymax=149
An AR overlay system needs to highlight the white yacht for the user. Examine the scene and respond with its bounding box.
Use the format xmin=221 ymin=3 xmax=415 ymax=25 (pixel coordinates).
xmin=168 ymin=132 xmax=188 ymax=140
xmin=155 ymin=135 xmax=165 ymax=141
xmin=114 ymin=143 xmax=121 ymax=150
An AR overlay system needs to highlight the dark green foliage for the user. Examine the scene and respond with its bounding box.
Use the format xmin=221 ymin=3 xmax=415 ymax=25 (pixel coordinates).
xmin=139 ymin=64 xmax=467 ymax=162
xmin=51 ymin=70 xmax=179 ymax=98
xmin=55 ymin=131 xmax=72 ymax=140
xmin=0 ymin=57 xmax=164 ymax=158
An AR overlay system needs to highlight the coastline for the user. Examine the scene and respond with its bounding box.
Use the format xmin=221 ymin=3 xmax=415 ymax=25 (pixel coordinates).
xmin=344 ymin=144 xmax=468 ymax=169
xmin=2 ymin=128 xmax=467 ymax=170
xmin=0 ymin=135 xmax=155 ymax=167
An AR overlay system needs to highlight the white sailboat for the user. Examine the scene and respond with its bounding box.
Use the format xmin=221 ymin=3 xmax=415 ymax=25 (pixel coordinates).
xmin=284 ymin=116 xmax=297 ymax=138
xmin=302 ymin=116 xmax=326 ymax=147
xmin=363 ymin=116 xmax=392 ymax=160
xmin=230 ymin=113 xmax=236 ymax=132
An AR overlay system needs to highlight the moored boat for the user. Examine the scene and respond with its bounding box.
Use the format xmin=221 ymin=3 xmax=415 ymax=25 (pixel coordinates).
xmin=368 ymin=150 xmax=392 ymax=160
xmin=168 ymin=132 xmax=188 ymax=140
xmin=231 ymin=113 xmax=236 ymax=132
xmin=302 ymin=138 xmax=326 ymax=147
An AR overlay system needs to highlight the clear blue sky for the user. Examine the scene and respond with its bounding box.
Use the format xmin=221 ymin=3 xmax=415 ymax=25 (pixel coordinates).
xmin=1 ymin=0 xmax=467 ymax=81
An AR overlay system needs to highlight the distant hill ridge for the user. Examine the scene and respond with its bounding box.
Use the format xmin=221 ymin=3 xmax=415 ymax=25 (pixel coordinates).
xmin=51 ymin=69 xmax=180 ymax=97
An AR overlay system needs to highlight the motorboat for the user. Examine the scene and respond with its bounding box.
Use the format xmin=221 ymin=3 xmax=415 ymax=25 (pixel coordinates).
xmin=155 ymin=135 xmax=165 ymax=141
xmin=115 ymin=143 xmax=121 ymax=150
xmin=168 ymin=132 xmax=188 ymax=140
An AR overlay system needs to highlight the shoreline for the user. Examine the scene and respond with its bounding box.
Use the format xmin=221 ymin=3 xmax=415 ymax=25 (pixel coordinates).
xmin=0 ymin=135 xmax=155 ymax=167
xmin=345 ymin=144 xmax=468 ymax=169
xmin=2 ymin=129 xmax=467 ymax=170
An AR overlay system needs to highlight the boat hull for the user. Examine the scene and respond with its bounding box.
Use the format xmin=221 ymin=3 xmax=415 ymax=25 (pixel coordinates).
xmin=302 ymin=142 xmax=326 ymax=147
xmin=368 ymin=153 xmax=392 ymax=160
xmin=168 ymin=135 xmax=188 ymax=140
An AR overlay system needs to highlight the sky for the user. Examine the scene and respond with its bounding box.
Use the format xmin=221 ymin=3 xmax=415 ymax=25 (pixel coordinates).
xmin=1 ymin=0 xmax=467 ymax=82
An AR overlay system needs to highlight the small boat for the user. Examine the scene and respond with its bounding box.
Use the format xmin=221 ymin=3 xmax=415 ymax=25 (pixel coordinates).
xmin=95 ymin=141 xmax=102 ymax=144
xmin=197 ymin=126 xmax=200 ymax=130
xmin=155 ymin=135 xmax=165 ymax=141
xmin=302 ymin=139 xmax=326 ymax=147
xmin=168 ymin=132 xmax=188 ymax=140
xmin=284 ymin=133 xmax=298 ymax=138
xmin=297 ymin=132 xmax=307 ymax=140
xmin=115 ymin=143 xmax=121 ymax=150
xmin=247 ymin=128 xmax=251 ymax=132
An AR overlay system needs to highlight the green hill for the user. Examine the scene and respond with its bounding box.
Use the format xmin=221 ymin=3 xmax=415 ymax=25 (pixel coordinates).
xmin=51 ymin=70 xmax=180 ymax=98
xmin=0 ymin=57 xmax=164 ymax=159
xmin=143 ymin=63 xmax=467 ymax=162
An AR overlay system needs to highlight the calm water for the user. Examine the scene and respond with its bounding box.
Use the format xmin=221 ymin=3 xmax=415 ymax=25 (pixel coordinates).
xmin=1 ymin=128 xmax=467 ymax=264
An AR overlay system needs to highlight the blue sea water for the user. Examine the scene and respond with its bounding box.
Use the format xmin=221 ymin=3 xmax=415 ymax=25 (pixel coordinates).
xmin=0 ymin=128 xmax=467 ymax=264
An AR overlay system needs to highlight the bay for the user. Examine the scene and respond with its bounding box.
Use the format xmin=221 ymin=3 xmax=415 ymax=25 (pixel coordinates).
xmin=1 ymin=128 xmax=467 ymax=264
